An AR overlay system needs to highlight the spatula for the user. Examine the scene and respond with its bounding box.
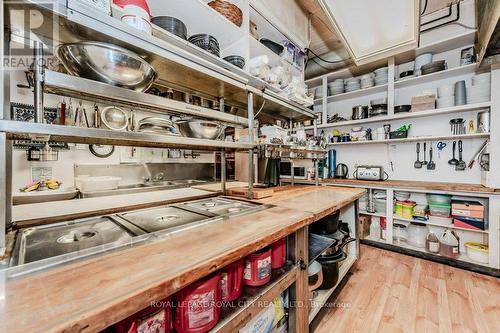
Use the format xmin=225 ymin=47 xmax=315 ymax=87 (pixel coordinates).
xmin=414 ymin=143 xmax=422 ymax=168
xmin=456 ymin=140 xmax=466 ymax=171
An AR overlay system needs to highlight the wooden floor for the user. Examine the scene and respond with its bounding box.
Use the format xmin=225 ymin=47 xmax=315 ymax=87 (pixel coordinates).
xmin=312 ymin=245 xmax=500 ymax=333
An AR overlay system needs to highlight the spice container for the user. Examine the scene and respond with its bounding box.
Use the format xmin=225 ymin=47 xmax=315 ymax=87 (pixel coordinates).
xmin=401 ymin=201 xmax=416 ymax=219
xmin=426 ymin=232 xmax=440 ymax=253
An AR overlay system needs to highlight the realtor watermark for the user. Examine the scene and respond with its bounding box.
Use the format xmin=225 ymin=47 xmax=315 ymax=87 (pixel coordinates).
xmin=3 ymin=0 xmax=59 ymax=70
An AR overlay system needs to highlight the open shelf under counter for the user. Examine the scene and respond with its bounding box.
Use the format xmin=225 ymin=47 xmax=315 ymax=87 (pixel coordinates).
xmin=211 ymin=264 xmax=297 ymax=333
xmin=360 ymin=211 xmax=386 ymax=218
xmin=394 ymin=63 xmax=480 ymax=89
xmin=327 ymin=133 xmax=490 ymax=146
xmin=308 ymin=253 xmax=357 ymax=323
xmin=305 ymin=102 xmax=491 ymax=130
xmin=393 ymin=216 xmax=489 ymax=234
xmin=313 ymin=83 xmax=388 ymax=106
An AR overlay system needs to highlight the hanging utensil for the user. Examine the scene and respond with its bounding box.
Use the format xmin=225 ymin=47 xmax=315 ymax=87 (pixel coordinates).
xmin=427 ymin=146 xmax=436 ymax=170
xmin=58 ymin=99 xmax=66 ymax=125
xmin=74 ymin=101 xmax=89 ymax=128
xmin=93 ymin=103 xmax=101 ymax=128
xmin=448 ymin=141 xmax=458 ymax=165
xmin=422 ymin=142 xmax=428 ymax=165
xmin=436 ymin=141 xmax=446 ymax=158
xmin=456 ymin=140 xmax=466 ymax=171
xmin=468 ymin=140 xmax=489 ymax=169
xmin=414 ymin=143 xmax=423 ymax=169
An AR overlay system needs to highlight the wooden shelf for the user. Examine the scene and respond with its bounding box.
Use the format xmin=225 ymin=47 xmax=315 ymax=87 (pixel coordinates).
xmin=394 ymin=63 xmax=479 ymax=89
xmin=212 ymin=264 xmax=297 ymax=333
xmin=309 ymin=254 xmax=357 ymax=323
xmin=305 ymin=102 xmax=491 ymax=130
xmin=327 ymin=133 xmax=490 ymax=146
xmin=313 ymin=83 xmax=388 ymax=105
xmin=393 ymin=216 xmax=488 ymax=234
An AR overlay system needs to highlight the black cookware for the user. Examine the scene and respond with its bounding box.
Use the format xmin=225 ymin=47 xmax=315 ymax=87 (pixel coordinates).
xmin=260 ymin=38 xmax=284 ymax=55
xmin=317 ymin=250 xmax=347 ymax=289
xmin=310 ymin=210 xmax=340 ymax=235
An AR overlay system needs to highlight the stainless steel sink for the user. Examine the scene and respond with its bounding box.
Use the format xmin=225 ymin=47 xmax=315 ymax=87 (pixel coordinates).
xmin=118 ymin=184 xmax=150 ymax=189
xmin=12 ymin=216 xmax=134 ymax=265
xmin=118 ymin=206 xmax=212 ymax=233
xmin=172 ymin=179 xmax=207 ymax=185
xmin=180 ymin=197 xmax=259 ymax=216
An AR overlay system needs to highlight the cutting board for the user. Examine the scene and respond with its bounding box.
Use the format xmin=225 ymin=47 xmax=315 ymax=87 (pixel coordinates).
xmin=228 ymin=187 xmax=274 ymax=199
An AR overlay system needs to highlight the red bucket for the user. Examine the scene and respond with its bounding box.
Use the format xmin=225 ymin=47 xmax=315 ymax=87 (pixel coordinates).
xmin=174 ymin=273 xmax=221 ymax=333
xmin=221 ymin=259 xmax=244 ymax=302
xmin=244 ymin=247 xmax=272 ymax=287
xmin=115 ymin=297 xmax=172 ymax=333
xmin=271 ymin=238 xmax=286 ymax=269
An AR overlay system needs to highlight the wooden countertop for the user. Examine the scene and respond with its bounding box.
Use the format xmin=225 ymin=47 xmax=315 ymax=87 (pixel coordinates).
xmin=1 ymin=185 xmax=363 ymax=333
xmin=321 ymin=178 xmax=499 ymax=194
xmin=251 ymin=185 xmax=366 ymax=220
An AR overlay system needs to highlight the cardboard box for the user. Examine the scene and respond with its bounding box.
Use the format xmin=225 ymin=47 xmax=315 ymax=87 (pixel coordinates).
xmin=358 ymin=214 xmax=372 ymax=240
xmin=411 ymin=95 xmax=436 ymax=112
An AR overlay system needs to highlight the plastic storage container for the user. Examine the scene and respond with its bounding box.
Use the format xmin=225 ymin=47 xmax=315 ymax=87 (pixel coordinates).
xmin=244 ymin=247 xmax=272 ymax=286
xmin=428 ymin=215 xmax=453 ymax=226
xmin=407 ymin=222 xmax=428 ymax=248
xmin=394 ymin=201 xmax=404 ymax=216
xmin=220 ymin=260 xmax=244 ymax=302
xmin=429 ymin=203 xmax=451 ymax=217
xmin=401 ymin=201 xmax=416 ymax=219
xmin=453 ymin=217 xmax=486 ymax=230
xmin=412 ymin=204 xmax=428 ymax=218
xmin=464 ymin=242 xmax=489 ymax=264
xmin=271 ymin=238 xmax=286 ymax=269
xmin=115 ymin=297 xmax=172 ymax=333
xmin=393 ymin=223 xmax=408 ymax=243
xmin=174 ymin=273 xmax=221 ymax=333
xmin=427 ymin=194 xmax=451 ymax=205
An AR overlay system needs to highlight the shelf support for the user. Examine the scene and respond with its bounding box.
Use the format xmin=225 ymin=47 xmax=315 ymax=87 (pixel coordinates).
xmin=289 ymin=227 xmax=309 ymax=333
xmin=0 ymin=133 xmax=12 ymax=250
xmin=221 ymin=150 xmax=226 ymax=196
xmin=33 ymin=41 xmax=45 ymax=123
xmin=247 ymin=92 xmax=254 ymax=199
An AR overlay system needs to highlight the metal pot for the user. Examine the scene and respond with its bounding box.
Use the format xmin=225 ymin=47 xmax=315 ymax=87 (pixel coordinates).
xmin=477 ymin=111 xmax=490 ymax=133
xmin=352 ymin=105 xmax=368 ymax=120
xmin=316 ymin=250 xmax=347 ymax=289
xmin=176 ymin=120 xmax=226 ymax=140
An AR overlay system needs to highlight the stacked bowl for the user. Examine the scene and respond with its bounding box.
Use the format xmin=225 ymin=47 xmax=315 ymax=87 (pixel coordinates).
xmin=437 ymin=83 xmax=455 ymax=108
xmin=374 ymin=67 xmax=388 ymax=85
xmin=151 ymin=16 xmax=187 ymax=40
xmin=468 ymin=72 xmax=491 ymax=104
xmin=328 ymin=78 xmax=345 ymax=95
xmin=345 ymin=77 xmax=360 ymax=92
xmin=360 ymin=73 xmax=374 ymax=89
xmin=414 ymin=53 xmax=433 ymax=76
xmin=188 ymin=34 xmax=220 ymax=57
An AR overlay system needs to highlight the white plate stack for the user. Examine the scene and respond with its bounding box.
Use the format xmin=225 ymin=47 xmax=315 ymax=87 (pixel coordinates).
xmin=328 ymin=78 xmax=345 ymax=95
xmin=360 ymin=73 xmax=374 ymax=89
xmin=437 ymin=83 xmax=455 ymax=108
xmin=374 ymin=67 xmax=388 ymax=86
xmin=414 ymin=53 xmax=433 ymax=76
xmin=345 ymin=77 xmax=361 ymax=92
xmin=467 ymin=73 xmax=491 ymax=104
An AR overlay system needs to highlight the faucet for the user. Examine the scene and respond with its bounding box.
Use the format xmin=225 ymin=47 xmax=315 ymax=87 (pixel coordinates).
xmin=153 ymin=172 xmax=164 ymax=182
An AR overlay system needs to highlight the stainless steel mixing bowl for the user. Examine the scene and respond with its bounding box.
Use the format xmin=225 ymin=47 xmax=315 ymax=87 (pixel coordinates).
xmin=176 ymin=120 xmax=225 ymax=140
xmin=56 ymin=41 xmax=157 ymax=91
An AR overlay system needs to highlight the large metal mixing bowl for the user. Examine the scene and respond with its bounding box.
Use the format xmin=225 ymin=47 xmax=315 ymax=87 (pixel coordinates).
xmin=176 ymin=120 xmax=225 ymax=140
xmin=56 ymin=42 xmax=157 ymax=91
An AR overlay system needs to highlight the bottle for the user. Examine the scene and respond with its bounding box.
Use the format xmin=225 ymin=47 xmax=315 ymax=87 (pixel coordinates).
xmin=426 ymin=231 xmax=440 ymax=253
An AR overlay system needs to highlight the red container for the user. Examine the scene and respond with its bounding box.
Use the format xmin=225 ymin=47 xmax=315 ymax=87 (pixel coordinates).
xmin=174 ymin=273 xmax=221 ymax=333
xmin=115 ymin=297 xmax=172 ymax=333
xmin=271 ymin=238 xmax=286 ymax=269
xmin=220 ymin=259 xmax=244 ymax=302
xmin=244 ymin=247 xmax=272 ymax=287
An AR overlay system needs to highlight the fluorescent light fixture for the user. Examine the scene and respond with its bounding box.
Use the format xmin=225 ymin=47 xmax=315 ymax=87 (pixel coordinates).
xmin=317 ymin=0 xmax=420 ymax=65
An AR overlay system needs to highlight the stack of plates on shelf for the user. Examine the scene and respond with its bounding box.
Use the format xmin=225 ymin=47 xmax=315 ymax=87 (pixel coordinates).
xmin=421 ymin=60 xmax=446 ymax=75
xmin=328 ymin=79 xmax=345 ymax=95
xmin=360 ymin=73 xmax=374 ymax=89
xmin=151 ymin=16 xmax=188 ymax=40
xmin=467 ymin=72 xmax=491 ymax=104
xmin=345 ymin=77 xmax=361 ymax=92
xmin=394 ymin=191 xmax=411 ymax=201
xmin=414 ymin=53 xmax=433 ymax=76
xmin=437 ymin=83 xmax=455 ymax=108
xmin=314 ymin=86 xmax=324 ymax=99
xmin=188 ymin=34 xmax=220 ymax=57
xmin=373 ymin=190 xmax=387 ymax=213
xmin=374 ymin=67 xmax=388 ymax=85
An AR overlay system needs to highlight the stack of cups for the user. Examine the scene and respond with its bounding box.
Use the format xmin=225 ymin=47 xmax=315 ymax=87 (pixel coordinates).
xmin=437 ymin=84 xmax=455 ymax=108
xmin=468 ymin=73 xmax=491 ymax=104
xmin=374 ymin=67 xmax=388 ymax=85
xmin=454 ymin=80 xmax=467 ymax=106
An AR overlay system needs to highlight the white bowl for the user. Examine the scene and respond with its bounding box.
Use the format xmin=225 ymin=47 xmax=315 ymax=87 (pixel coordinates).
xmin=414 ymin=53 xmax=433 ymax=70
xmin=360 ymin=73 xmax=374 ymax=80
xmin=374 ymin=67 xmax=388 ymax=75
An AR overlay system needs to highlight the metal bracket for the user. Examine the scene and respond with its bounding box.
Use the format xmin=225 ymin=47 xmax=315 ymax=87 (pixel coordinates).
xmin=297 ymin=259 xmax=307 ymax=270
